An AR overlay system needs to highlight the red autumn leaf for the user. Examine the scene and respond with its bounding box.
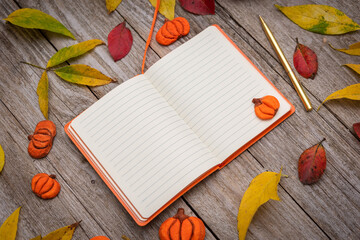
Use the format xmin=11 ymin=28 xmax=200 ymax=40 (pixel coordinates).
xmin=298 ymin=139 xmax=326 ymax=185
xmin=179 ymin=0 xmax=215 ymax=15
xmin=354 ymin=122 xmax=360 ymax=139
xmin=108 ymin=21 xmax=133 ymax=61
xmin=293 ymin=38 xmax=318 ymax=79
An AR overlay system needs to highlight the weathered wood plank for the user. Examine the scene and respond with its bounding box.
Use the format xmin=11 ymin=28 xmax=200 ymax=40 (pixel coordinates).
xmin=214 ymin=0 xmax=360 ymax=132
xmin=0 ymin=101 xmax=93 ymax=240
xmin=0 ymin=1 xmax=216 ymax=239
xmin=1 ymin=0 xmax=359 ymax=239
xmin=212 ymin=4 xmax=360 ymax=157
xmin=112 ymin=0 xmax=360 ymax=238
xmin=185 ymin=152 xmax=329 ymax=239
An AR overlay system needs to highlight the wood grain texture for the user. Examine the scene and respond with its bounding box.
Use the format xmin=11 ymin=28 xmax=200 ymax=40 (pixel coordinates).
xmin=114 ymin=0 xmax=360 ymax=238
xmin=0 ymin=0 xmax=216 ymax=239
xmin=0 ymin=0 xmax=359 ymax=239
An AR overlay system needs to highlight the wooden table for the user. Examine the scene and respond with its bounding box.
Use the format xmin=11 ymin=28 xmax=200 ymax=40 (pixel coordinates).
xmin=1 ymin=0 xmax=359 ymax=239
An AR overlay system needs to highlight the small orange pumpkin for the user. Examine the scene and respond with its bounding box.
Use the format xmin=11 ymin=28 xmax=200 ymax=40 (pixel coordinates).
xmin=90 ymin=237 xmax=110 ymax=240
xmin=31 ymin=173 xmax=61 ymax=199
xmin=156 ymin=17 xmax=190 ymax=46
xmin=252 ymin=95 xmax=280 ymax=120
xmin=28 ymin=120 xmax=56 ymax=159
xmin=159 ymin=208 xmax=205 ymax=240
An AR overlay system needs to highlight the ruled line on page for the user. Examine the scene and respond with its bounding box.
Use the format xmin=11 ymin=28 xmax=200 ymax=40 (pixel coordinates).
xmin=141 ymin=151 xmax=210 ymax=200
xmin=144 ymin=26 xmax=292 ymax=163
xmin=191 ymin=89 xmax=262 ymax=134
xmin=91 ymin=90 xmax=158 ymax=139
xmin=129 ymin=141 xmax=205 ymax=190
xmin=143 ymin=156 xmax=211 ymax=207
xmin=182 ymin=73 xmax=251 ymax=123
xmin=82 ymin=80 xmax=145 ymax=127
xmin=89 ymin=86 xmax=155 ymax=134
xmin=153 ymin=40 xmax=220 ymax=88
xmin=99 ymin=100 xmax=169 ymax=150
xmin=104 ymin=108 xmax=179 ymax=159
xmin=110 ymin=118 xmax=185 ymax=165
xmin=122 ymin=131 xmax=196 ymax=179
xmin=157 ymin=49 xmax=228 ymax=95
xmin=72 ymin=75 xmax=220 ymax=218
xmin=161 ymin=54 xmax=234 ymax=101
xmin=147 ymin=32 xmax=214 ymax=81
xmin=215 ymin=120 xmax=263 ymax=154
xmin=175 ymin=70 xmax=248 ymax=118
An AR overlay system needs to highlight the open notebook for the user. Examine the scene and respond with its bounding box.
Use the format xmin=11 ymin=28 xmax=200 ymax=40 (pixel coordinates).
xmin=65 ymin=25 xmax=295 ymax=225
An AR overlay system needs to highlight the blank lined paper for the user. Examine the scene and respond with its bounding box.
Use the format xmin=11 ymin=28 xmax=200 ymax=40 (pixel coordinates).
xmin=68 ymin=26 xmax=293 ymax=223
xmin=71 ymin=75 xmax=219 ymax=218
xmin=146 ymin=26 xmax=291 ymax=161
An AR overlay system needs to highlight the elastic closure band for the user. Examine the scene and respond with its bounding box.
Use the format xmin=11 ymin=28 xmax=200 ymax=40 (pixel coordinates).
xmin=142 ymin=0 xmax=160 ymax=74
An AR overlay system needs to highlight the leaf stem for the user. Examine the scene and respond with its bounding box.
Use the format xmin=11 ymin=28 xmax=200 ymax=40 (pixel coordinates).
xmin=281 ymin=174 xmax=289 ymax=178
xmin=20 ymin=61 xmax=47 ymax=71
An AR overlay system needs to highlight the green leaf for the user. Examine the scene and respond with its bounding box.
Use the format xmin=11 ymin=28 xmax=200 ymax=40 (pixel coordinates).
xmin=238 ymin=169 xmax=282 ymax=240
xmin=0 ymin=207 xmax=21 ymax=240
xmin=318 ymin=83 xmax=360 ymax=110
xmin=330 ymin=42 xmax=360 ymax=56
xmin=275 ymin=4 xmax=360 ymax=35
xmin=344 ymin=64 xmax=360 ymax=75
xmin=4 ymin=8 xmax=75 ymax=39
xmin=149 ymin=0 xmax=175 ymax=20
xmin=0 ymin=144 xmax=4 ymax=173
xmin=47 ymin=39 xmax=105 ymax=68
xmin=37 ymin=71 xmax=49 ymax=119
xmin=106 ymin=0 xmax=122 ymax=14
xmin=42 ymin=222 xmax=79 ymax=240
xmin=54 ymin=64 xmax=116 ymax=86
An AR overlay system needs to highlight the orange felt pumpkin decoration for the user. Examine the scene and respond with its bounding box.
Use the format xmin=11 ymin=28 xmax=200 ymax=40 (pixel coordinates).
xmin=159 ymin=208 xmax=205 ymax=240
xmin=252 ymin=95 xmax=280 ymax=120
xmin=90 ymin=237 xmax=110 ymax=240
xmin=156 ymin=17 xmax=190 ymax=46
xmin=28 ymin=120 xmax=56 ymax=159
xmin=31 ymin=173 xmax=61 ymax=199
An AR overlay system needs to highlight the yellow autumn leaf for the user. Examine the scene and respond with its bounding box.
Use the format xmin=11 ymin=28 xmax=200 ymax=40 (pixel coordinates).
xmin=106 ymin=0 xmax=122 ymax=14
xmin=122 ymin=235 xmax=131 ymax=240
xmin=4 ymin=8 xmax=75 ymax=39
xmin=40 ymin=222 xmax=79 ymax=240
xmin=30 ymin=236 xmax=42 ymax=240
xmin=0 ymin=207 xmax=21 ymax=240
xmin=330 ymin=42 xmax=360 ymax=56
xmin=47 ymin=39 xmax=105 ymax=68
xmin=344 ymin=64 xmax=360 ymax=75
xmin=318 ymin=83 xmax=360 ymax=110
xmin=238 ymin=169 xmax=282 ymax=240
xmin=275 ymin=4 xmax=360 ymax=35
xmin=149 ymin=0 xmax=175 ymax=20
xmin=54 ymin=64 xmax=116 ymax=86
xmin=0 ymin=144 xmax=4 ymax=173
xmin=37 ymin=71 xmax=48 ymax=119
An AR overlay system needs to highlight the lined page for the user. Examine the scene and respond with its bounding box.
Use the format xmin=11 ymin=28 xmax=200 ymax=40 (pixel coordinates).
xmin=70 ymin=75 xmax=219 ymax=218
xmin=145 ymin=26 xmax=291 ymax=161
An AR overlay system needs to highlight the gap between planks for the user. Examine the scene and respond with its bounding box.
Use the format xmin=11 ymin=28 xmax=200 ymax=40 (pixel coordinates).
xmin=9 ymin=0 xmax=218 ymax=237
xmin=214 ymin=1 xmax=360 ymax=145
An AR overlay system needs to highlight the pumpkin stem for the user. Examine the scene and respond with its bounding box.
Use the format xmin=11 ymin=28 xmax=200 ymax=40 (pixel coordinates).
xmin=28 ymin=135 xmax=33 ymax=141
xmin=174 ymin=208 xmax=189 ymax=223
xmin=49 ymin=174 xmax=56 ymax=179
xmin=252 ymin=98 xmax=262 ymax=106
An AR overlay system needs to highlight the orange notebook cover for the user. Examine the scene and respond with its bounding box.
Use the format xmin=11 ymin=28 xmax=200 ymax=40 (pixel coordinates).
xmin=65 ymin=25 xmax=295 ymax=226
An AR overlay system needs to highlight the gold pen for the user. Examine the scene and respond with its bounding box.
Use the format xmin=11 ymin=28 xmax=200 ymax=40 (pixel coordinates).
xmin=259 ymin=16 xmax=312 ymax=111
